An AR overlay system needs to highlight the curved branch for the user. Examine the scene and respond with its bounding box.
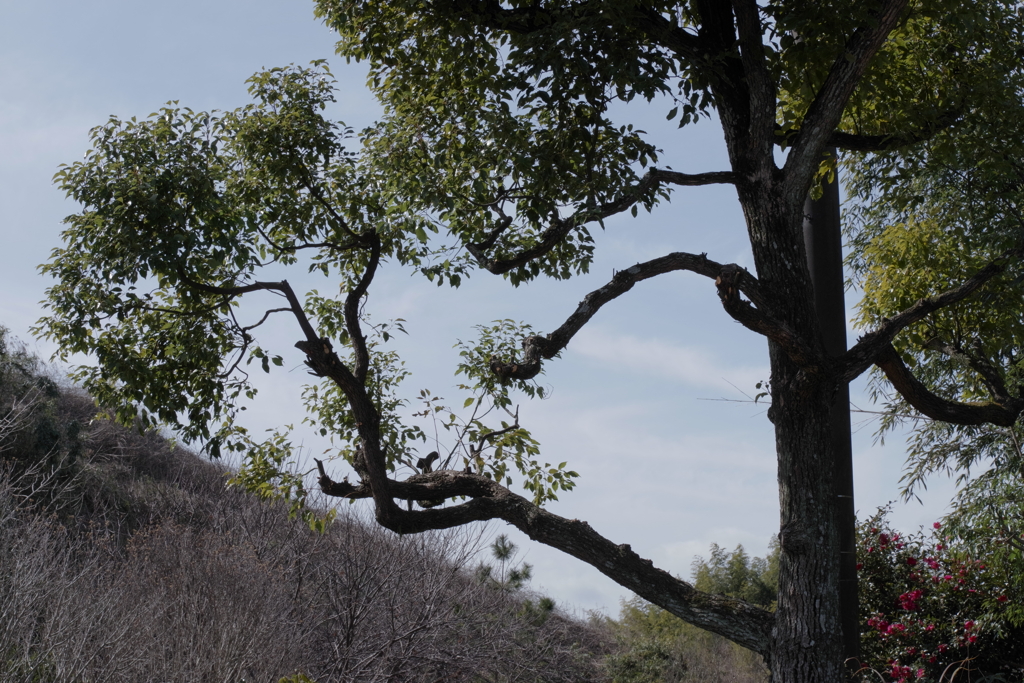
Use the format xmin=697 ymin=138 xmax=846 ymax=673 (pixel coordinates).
xmin=344 ymin=236 xmax=382 ymax=383
xmin=841 ymin=243 xmax=1024 ymax=382
xmin=253 ymin=221 xmax=360 ymax=257
xmin=490 ymin=252 xmax=768 ymax=381
xmin=240 ymin=307 xmax=292 ymax=333
xmin=298 ymin=170 xmax=361 ymax=243
xmin=467 ymin=168 xmax=735 ymax=275
xmin=314 ymin=461 xmax=774 ymax=656
xmin=875 ymin=344 xmax=1023 ymax=427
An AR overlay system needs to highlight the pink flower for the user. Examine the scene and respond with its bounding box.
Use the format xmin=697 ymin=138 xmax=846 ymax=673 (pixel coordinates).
xmin=907 ymin=557 xmax=918 ymax=566
xmin=899 ymin=590 xmax=923 ymax=611
xmin=890 ymin=664 xmax=912 ymax=682
xmin=968 ymin=635 xmax=978 ymax=643
xmin=887 ymin=623 xmax=906 ymax=636
xmin=933 ymin=522 xmax=942 ymax=529
xmin=937 ymin=543 xmax=945 ymax=551
xmin=879 ymin=533 xmax=891 ymax=546
xmin=925 ymin=624 xmax=935 ymax=632
xmin=998 ymin=595 xmax=1009 ymax=602
xmin=917 ymin=668 xmax=925 ymax=679
xmin=964 ymin=620 xmax=974 ymax=630
xmin=938 ymin=644 xmax=949 ymax=653
xmin=926 ymin=558 xmax=940 ymax=570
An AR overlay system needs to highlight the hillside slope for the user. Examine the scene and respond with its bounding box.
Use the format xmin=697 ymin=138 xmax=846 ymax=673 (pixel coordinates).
xmin=0 ymin=329 xmax=609 ymax=682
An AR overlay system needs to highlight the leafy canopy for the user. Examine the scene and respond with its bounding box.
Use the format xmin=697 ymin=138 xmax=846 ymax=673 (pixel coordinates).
xmin=39 ymin=63 xmax=572 ymax=507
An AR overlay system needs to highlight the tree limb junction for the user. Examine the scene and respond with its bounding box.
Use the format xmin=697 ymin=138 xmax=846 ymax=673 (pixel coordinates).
xmin=841 ymin=243 xmax=1024 ymax=383
xmin=783 ymin=0 xmax=911 ymax=200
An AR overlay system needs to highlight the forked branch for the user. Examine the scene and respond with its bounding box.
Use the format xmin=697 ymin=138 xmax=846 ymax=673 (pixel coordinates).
xmin=784 ymin=0 xmax=911 ymax=196
xmin=842 ymin=243 xmax=1024 ymax=383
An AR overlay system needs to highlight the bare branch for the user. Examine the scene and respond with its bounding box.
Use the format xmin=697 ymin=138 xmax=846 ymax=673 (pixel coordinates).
xmin=240 ymin=307 xmax=293 ymax=333
xmin=314 ymin=462 xmax=774 ymax=656
xmin=490 ymin=252 xmax=768 ymax=381
xmin=467 ymin=168 xmax=735 ymax=275
xmin=874 ymin=343 xmax=1023 ymax=427
xmin=650 ymin=169 xmax=738 ymax=187
xmin=174 ymin=271 xmax=289 ymax=298
xmin=774 ymin=111 xmax=964 ymax=153
xmin=829 ymin=110 xmax=962 ymax=152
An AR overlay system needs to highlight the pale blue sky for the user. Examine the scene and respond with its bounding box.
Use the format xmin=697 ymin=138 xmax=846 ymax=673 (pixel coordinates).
xmin=0 ymin=0 xmax=960 ymax=614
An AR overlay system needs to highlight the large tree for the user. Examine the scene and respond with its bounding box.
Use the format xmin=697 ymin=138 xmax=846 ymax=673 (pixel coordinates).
xmin=38 ymin=0 xmax=1024 ymax=680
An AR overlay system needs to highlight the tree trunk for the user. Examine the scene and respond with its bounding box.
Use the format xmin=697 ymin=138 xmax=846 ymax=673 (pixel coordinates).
xmin=769 ymin=349 xmax=844 ymax=682
xmin=737 ymin=174 xmax=846 ymax=680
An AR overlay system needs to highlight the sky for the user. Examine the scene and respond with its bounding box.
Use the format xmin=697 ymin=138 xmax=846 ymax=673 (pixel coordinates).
xmin=0 ymin=0 xmax=964 ymax=616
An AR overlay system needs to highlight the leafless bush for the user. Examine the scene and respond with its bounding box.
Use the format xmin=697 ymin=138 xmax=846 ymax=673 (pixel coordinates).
xmin=0 ymin=412 xmax=609 ymax=682
xmin=302 ymin=516 xmax=610 ymax=682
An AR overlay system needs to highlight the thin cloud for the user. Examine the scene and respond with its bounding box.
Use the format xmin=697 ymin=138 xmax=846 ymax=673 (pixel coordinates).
xmin=570 ymin=328 xmax=768 ymax=395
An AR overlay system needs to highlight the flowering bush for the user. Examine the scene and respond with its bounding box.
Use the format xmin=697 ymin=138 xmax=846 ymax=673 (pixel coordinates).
xmin=857 ymin=509 xmax=1024 ymax=682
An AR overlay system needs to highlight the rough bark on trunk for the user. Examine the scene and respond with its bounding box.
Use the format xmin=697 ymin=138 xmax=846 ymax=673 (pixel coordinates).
xmin=770 ymin=354 xmax=844 ymax=682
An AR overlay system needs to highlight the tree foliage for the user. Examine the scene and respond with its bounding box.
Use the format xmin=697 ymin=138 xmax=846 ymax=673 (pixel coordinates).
xmin=842 ymin=2 xmax=1024 ymax=509
xmin=604 ymin=544 xmax=778 ymax=683
xmin=692 ymin=540 xmax=780 ymax=610
xmin=36 ymin=0 xmax=1024 ymax=680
